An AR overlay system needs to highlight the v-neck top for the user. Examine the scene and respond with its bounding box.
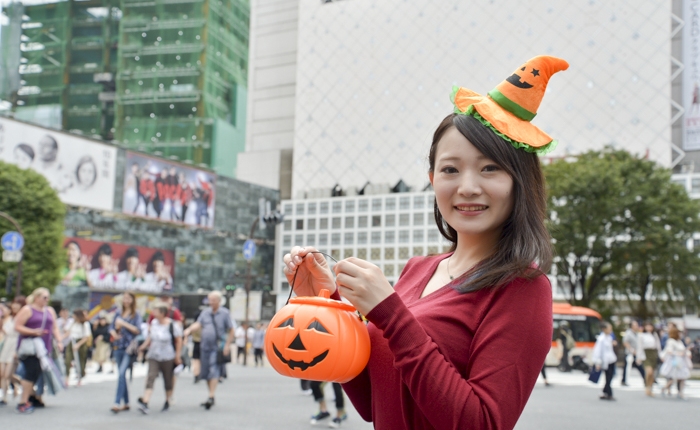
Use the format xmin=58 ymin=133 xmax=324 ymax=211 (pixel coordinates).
xmin=341 ymin=254 xmax=552 ymax=430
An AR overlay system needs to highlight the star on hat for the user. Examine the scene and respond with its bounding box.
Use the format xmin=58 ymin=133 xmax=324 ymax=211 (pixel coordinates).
xmin=451 ymin=55 xmax=569 ymax=154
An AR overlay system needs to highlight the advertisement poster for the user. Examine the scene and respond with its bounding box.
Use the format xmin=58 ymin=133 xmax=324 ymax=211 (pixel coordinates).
xmin=0 ymin=117 xmax=117 ymax=211
xmin=122 ymin=151 xmax=216 ymax=227
xmin=60 ymin=237 xmax=175 ymax=294
xmin=684 ymin=0 xmax=700 ymax=150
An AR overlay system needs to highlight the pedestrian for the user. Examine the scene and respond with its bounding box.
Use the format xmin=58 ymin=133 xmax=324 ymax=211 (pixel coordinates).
xmin=252 ymin=323 xmax=265 ymax=367
xmin=636 ymin=321 xmax=662 ymax=397
xmin=1 ymin=296 xmax=25 ymax=406
xmin=235 ymin=323 xmax=247 ymax=364
xmin=13 ymin=287 xmax=64 ymax=414
xmin=283 ymin=55 xmax=566 ymax=429
xmin=65 ymin=309 xmax=91 ymax=387
xmin=556 ymin=321 xmax=574 ymax=372
xmin=621 ymin=320 xmax=645 ymax=386
xmin=92 ymin=312 xmax=111 ymax=373
xmin=309 ymin=381 xmax=347 ymax=428
xmin=109 ymin=292 xmax=142 ymax=413
xmin=540 ymin=365 xmax=550 ymax=387
xmin=592 ymin=322 xmax=617 ymax=401
xmin=183 ymin=291 xmax=234 ymax=410
xmin=187 ymin=312 xmax=202 ymax=383
xmin=137 ymin=303 xmax=183 ymax=414
xmin=659 ymin=326 xmax=691 ymax=399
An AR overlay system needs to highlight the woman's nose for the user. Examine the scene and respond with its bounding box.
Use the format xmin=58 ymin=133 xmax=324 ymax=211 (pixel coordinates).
xmin=457 ymin=172 xmax=482 ymax=196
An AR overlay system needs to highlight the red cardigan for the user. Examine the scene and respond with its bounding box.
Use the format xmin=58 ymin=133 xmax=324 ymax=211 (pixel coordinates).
xmin=341 ymin=254 xmax=552 ymax=430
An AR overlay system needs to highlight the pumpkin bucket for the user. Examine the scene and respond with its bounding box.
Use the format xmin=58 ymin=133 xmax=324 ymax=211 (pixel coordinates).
xmin=264 ymin=288 xmax=370 ymax=383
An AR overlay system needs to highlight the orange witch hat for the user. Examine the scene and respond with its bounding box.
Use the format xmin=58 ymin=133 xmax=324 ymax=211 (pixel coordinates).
xmin=451 ymin=55 xmax=569 ymax=154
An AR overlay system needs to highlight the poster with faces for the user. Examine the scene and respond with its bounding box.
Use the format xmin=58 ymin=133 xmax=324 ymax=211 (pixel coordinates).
xmin=0 ymin=117 xmax=117 ymax=211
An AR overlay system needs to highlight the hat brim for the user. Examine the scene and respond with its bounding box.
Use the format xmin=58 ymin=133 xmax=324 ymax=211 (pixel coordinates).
xmin=452 ymin=87 xmax=555 ymax=150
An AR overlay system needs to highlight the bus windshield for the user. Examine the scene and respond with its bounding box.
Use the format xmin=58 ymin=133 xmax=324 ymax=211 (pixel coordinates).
xmin=552 ymin=315 xmax=600 ymax=343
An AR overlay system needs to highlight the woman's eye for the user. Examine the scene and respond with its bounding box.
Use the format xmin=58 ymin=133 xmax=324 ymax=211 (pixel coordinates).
xmin=482 ymin=164 xmax=500 ymax=172
xmin=440 ymin=166 xmax=457 ymax=174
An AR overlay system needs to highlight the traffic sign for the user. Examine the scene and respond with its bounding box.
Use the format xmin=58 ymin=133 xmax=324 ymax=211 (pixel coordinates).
xmin=2 ymin=250 xmax=22 ymax=262
xmin=243 ymin=239 xmax=256 ymax=261
xmin=1 ymin=231 xmax=24 ymax=251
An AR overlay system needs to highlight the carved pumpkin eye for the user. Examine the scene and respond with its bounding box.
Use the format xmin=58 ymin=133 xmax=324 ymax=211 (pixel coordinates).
xmin=277 ymin=317 xmax=294 ymax=328
xmin=307 ymin=320 xmax=329 ymax=334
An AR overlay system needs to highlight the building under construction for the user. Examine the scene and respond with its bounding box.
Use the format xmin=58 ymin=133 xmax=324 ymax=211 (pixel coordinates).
xmin=1 ymin=0 xmax=248 ymax=177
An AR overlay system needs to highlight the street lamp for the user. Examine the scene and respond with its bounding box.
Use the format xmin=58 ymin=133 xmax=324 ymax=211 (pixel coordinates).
xmin=242 ymin=209 xmax=284 ymax=365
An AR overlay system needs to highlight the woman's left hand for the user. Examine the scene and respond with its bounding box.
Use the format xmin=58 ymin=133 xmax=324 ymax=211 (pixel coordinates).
xmin=334 ymin=257 xmax=394 ymax=315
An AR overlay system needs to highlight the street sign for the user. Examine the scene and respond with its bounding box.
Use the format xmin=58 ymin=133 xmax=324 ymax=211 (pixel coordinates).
xmin=1 ymin=231 xmax=24 ymax=251
xmin=243 ymin=239 xmax=256 ymax=261
xmin=2 ymin=250 xmax=22 ymax=262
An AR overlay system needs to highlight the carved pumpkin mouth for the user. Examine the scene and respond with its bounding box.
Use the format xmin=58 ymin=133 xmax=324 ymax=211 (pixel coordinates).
xmin=505 ymin=73 xmax=533 ymax=89
xmin=272 ymin=344 xmax=329 ymax=371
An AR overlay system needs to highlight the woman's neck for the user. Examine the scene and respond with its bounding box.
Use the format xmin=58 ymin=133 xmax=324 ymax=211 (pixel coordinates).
xmin=451 ymin=230 xmax=501 ymax=271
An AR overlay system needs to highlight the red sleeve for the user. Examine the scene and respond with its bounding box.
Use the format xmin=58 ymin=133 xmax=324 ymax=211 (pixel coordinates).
xmin=364 ymin=276 xmax=552 ymax=430
xmin=172 ymin=308 xmax=183 ymax=322
xmin=139 ymin=180 xmax=148 ymax=195
xmin=157 ymin=182 xmax=166 ymax=198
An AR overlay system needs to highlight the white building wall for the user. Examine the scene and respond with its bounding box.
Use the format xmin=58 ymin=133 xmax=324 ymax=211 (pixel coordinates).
xmin=292 ymin=0 xmax=674 ymax=197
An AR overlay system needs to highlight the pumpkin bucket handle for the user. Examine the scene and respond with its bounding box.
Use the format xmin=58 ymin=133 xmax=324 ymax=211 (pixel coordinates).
xmin=286 ymin=251 xmax=338 ymax=305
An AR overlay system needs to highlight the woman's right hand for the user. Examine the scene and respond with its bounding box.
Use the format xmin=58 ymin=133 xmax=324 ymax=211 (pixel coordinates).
xmin=282 ymin=246 xmax=335 ymax=297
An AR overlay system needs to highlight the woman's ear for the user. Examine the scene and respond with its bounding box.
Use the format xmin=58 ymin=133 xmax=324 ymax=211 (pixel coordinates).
xmin=428 ymin=172 xmax=434 ymax=186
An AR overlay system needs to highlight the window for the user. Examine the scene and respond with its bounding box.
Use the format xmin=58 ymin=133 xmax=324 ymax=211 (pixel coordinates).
xmin=371 ymin=248 xmax=381 ymax=260
xmin=320 ymin=218 xmax=329 ymax=229
xmin=371 ymin=231 xmax=381 ymax=244
xmin=294 ymin=234 xmax=303 ymax=244
xmin=358 ymin=199 xmax=368 ymax=212
xmin=358 ymin=216 xmax=368 ymax=228
xmin=692 ymin=178 xmax=700 ymax=194
xmin=413 ymin=213 xmax=424 ymax=225
xmin=372 ymin=215 xmax=381 ymax=227
xmin=344 ymin=249 xmax=354 ymax=258
xmin=357 ymin=248 xmax=367 ymax=259
xmin=427 ymin=246 xmax=438 ymax=255
xmin=695 ymin=238 xmax=700 ymax=250
xmin=283 ymin=235 xmax=291 ymax=247
xmin=385 ymin=231 xmax=395 ymax=244
xmin=385 ymin=214 xmax=395 ymax=227
xmin=283 ymin=219 xmax=292 ymax=231
xmin=428 ymin=229 xmax=439 ymax=242
xmin=283 ymin=203 xmax=292 ymax=214
xmin=331 ymin=249 xmax=340 ymax=260
xmin=384 ymin=247 xmax=395 ymax=259
xmin=296 ymin=219 xmax=304 ymax=230
xmin=413 ymin=230 xmax=424 ymax=242
xmin=385 ymin=197 xmax=396 ymax=210
xmin=399 ymin=247 xmax=410 ymax=259
xmin=372 ymin=198 xmax=382 ymax=211
xmin=427 ymin=195 xmax=435 ymax=209
xmin=332 ymin=217 xmax=341 ymax=229
xmin=344 ymin=232 xmax=354 ymax=244
xmin=383 ymin=264 xmax=395 ymax=277
xmin=319 ymin=233 xmax=328 ymax=246
xmin=399 ymin=213 xmax=410 ymax=226
xmin=306 ymin=234 xmax=316 ymax=245
xmin=345 ymin=217 xmax=354 ymax=228
xmin=413 ymin=195 xmax=425 ymax=209
xmin=307 ymin=219 xmax=316 ymax=230
xmin=332 ymin=201 xmax=342 ymax=213
xmin=358 ymin=232 xmax=367 ymax=244
xmin=296 ymin=203 xmax=305 ymax=215
xmin=345 ymin=200 xmax=355 ymax=212
xmin=399 ymin=196 xmax=410 ymax=210
xmin=320 ymin=202 xmax=329 ymax=214
xmin=331 ymin=233 xmax=341 ymax=245
xmin=399 ymin=230 xmax=410 ymax=243
xmin=308 ymin=202 xmax=317 ymax=215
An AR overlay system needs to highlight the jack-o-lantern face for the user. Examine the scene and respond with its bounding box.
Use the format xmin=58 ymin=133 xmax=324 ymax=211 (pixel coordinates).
xmin=505 ymin=66 xmax=540 ymax=89
xmin=265 ymin=289 xmax=370 ymax=383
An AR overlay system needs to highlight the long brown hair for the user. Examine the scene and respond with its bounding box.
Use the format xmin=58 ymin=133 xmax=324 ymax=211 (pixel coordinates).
xmin=121 ymin=292 xmax=136 ymax=318
xmin=428 ymin=113 xmax=552 ymax=292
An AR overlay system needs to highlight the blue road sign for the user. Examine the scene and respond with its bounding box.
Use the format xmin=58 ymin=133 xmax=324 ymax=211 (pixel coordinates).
xmin=1 ymin=231 xmax=24 ymax=251
xmin=243 ymin=239 xmax=257 ymax=261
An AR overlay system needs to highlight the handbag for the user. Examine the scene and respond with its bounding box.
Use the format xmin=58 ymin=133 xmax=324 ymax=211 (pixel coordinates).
xmin=211 ymin=312 xmax=231 ymax=365
xmin=588 ymin=366 xmax=602 ymax=384
xmin=17 ymin=309 xmax=48 ymax=358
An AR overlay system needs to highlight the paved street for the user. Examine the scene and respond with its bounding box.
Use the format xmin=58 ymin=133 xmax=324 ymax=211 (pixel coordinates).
xmin=1 ymin=360 xmax=699 ymax=429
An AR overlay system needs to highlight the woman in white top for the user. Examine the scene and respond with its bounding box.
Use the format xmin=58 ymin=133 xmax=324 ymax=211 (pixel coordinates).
xmin=65 ymin=309 xmax=92 ymax=387
xmin=660 ymin=326 xmax=691 ymax=399
xmin=0 ymin=296 xmax=26 ymax=405
xmin=636 ymin=322 xmax=662 ymax=397
xmin=592 ymin=322 xmax=618 ymax=401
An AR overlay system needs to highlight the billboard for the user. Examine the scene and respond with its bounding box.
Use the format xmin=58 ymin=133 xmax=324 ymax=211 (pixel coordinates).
xmin=122 ymin=151 xmax=216 ymax=227
xmin=60 ymin=237 xmax=175 ymax=294
xmin=684 ymin=0 xmax=700 ymax=150
xmin=0 ymin=117 xmax=117 ymax=210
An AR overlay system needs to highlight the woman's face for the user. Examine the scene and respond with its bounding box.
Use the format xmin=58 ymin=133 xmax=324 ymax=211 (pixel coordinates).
xmin=11 ymin=302 xmax=21 ymax=314
xmin=13 ymin=147 xmax=33 ymax=169
xmin=78 ymin=161 xmax=96 ymax=185
xmin=645 ymin=324 xmax=654 ymax=333
xmin=99 ymin=253 xmax=111 ymax=269
xmin=127 ymin=256 xmax=139 ymax=272
xmin=153 ymin=260 xmax=163 ymax=273
xmin=35 ymin=291 xmax=50 ymax=306
xmin=123 ymin=293 xmax=134 ymax=307
xmin=67 ymin=243 xmax=80 ymax=263
xmin=603 ymin=325 xmax=612 ymax=335
xmin=430 ymin=127 xmax=514 ymax=240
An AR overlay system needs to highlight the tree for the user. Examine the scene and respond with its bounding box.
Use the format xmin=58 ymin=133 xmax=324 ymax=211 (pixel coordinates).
xmin=0 ymin=161 xmax=65 ymax=298
xmin=544 ymin=147 xmax=700 ymax=318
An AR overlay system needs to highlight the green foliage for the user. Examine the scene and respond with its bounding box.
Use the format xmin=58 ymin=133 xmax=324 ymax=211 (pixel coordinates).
xmin=544 ymin=147 xmax=700 ymax=318
xmin=0 ymin=161 xmax=65 ymax=298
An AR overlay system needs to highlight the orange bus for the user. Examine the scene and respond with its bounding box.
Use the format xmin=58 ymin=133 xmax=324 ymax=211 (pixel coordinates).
xmin=545 ymin=303 xmax=602 ymax=370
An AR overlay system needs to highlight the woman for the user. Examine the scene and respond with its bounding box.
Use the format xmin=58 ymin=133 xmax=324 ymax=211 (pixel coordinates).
xmin=117 ymin=247 xmax=145 ymax=291
xmin=92 ymin=313 xmax=111 ymax=373
xmin=87 ymin=243 xmax=118 ymax=290
xmin=109 ymin=292 xmax=142 ymax=413
xmin=136 ymin=303 xmax=182 ymax=414
xmin=592 ymin=322 xmax=618 ymax=401
xmin=144 ymin=251 xmax=172 ymax=292
xmin=636 ymin=322 xmax=662 ymax=397
xmin=65 ymin=309 xmax=91 ymax=386
xmin=0 ymin=296 xmax=26 ymax=405
xmin=75 ymin=155 xmax=97 ymax=189
xmin=14 ymin=288 xmax=63 ymax=414
xmin=284 ymin=56 xmax=566 ymax=429
xmin=60 ymin=241 xmax=89 ymax=288
xmin=659 ymin=326 xmax=691 ymax=399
